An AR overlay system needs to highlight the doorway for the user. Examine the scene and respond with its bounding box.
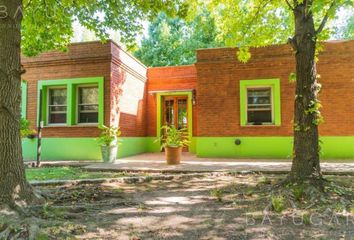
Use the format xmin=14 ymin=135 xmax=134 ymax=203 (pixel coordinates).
xmin=163 ymin=96 xmax=188 ymax=129
xmin=162 ymin=96 xmax=189 ymax=151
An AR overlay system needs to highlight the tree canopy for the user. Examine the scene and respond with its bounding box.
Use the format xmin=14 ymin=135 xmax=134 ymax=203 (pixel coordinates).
xmin=21 ymin=0 xmax=188 ymax=56
xmin=134 ymin=10 xmax=224 ymax=67
xmin=187 ymin=0 xmax=353 ymax=61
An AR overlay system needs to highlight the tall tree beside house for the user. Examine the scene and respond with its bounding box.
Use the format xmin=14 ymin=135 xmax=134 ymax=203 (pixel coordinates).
xmin=188 ymin=0 xmax=353 ymax=181
xmin=134 ymin=10 xmax=223 ymax=67
xmin=0 ymin=0 xmax=187 ymax=208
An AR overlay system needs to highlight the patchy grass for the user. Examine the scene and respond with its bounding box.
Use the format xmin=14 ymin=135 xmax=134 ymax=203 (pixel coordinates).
xmin=25 ymin=167 xmax=130 ymax=181
xmin=2 ymin=173 xmax=353 ymax=239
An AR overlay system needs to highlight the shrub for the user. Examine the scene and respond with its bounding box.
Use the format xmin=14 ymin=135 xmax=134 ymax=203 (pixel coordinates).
xmin=292 ymin=185 xmax=305 ymax=201
xmin=210 ymin=188 xmax=223 ymax=202
xmin=271 ymin=195 xmax=285 ymax=213
xmin=20 ymin=118 xmax=36 ymax=138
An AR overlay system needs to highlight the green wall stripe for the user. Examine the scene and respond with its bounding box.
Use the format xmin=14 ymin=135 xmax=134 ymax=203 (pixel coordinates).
xmin=196 ymin=136 xmax=354 ymax=160
xmin=22 ymin=137 xmax=161 ymax=161
xmin=22 ymin=136 xmax=354 ymax=161
xmin=22 ymin=138 xmax=101 ymax=161
xmin=117 ymin=137 xmax=152 ymax=158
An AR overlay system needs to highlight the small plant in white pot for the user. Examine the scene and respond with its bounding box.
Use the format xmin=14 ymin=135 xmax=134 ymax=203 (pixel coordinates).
xmin=157 ymin=125 xmax=190 ymax=165
xmin=97 ymin=125 xmax=121 ymax=163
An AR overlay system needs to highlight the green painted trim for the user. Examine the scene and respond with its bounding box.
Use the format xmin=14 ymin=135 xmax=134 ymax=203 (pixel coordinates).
xmin=196 ymin=137 xmax=292 ymax=159
xmin=240 ymin=79 xmax=281 ymax=126
xmin=320 ymin=136 xmax=354 ymax=159
xmin=196 ymin=136 xmax=354 ymax=159
xmin=38 ymin=77 xmax=104 ymax=126
xmin=67 ymin=83 xmax=74 ymax=126
xmin=146 ymin=137 xmax=161 ymax=152
xmin=155 ymin=91 xmax=193 ymax=152
xmin=22 ymin=138 xmax=101 ymax=161
xmin=189 ymin=137 xmax=197 ymax=154
xmin=21 ymin=81 xmax=27 ymax=118
xmin=22 ymin=137 xmax=161 ymax=161
xmin=22 ymin=136 xmax=354 ymax=161
xmin=117 ymin=137 xmax=150 ymax=158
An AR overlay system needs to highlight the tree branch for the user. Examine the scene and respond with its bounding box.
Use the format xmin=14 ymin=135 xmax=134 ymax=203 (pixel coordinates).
xmin=316 ymin=0 xmax=336 ymax=35
xmin=284 ymin=0 xmax=294 ymax=10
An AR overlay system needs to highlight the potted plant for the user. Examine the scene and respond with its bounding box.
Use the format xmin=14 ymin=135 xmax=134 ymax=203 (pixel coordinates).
xmin=97 ymin=125 xmax=121 ymax=163
xmin=157 ymin=125 xmax=190 ymax=165
xmin=20 ymin=118 xmax=36 ymax=139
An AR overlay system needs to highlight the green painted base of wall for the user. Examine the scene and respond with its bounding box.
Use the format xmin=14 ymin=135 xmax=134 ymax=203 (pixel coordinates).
xmin=117 ymin=137 xmax=157 ymax=158
xmin=22 ymin=137 xmax=161 ymax=161
xmin=22 ymin=138 xmax=101 ymax=161
xmin=22 ymin=136 xmax=354 ymax=161
xmin=196 ymin=136 xmax=354 ymax=159
xmin=196 ymin=137 xmax=293 ymax=159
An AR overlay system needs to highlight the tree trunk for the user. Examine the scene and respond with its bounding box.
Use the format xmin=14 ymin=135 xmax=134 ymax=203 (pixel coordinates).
xmin=0 ymin=0 xmax=36 ymax=207
xmin=290 ymin=4 xmax=322 ymax=180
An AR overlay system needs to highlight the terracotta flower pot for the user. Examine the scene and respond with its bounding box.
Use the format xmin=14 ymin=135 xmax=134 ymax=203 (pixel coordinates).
xmin=165 ymin=146 xmax=182 ymax=165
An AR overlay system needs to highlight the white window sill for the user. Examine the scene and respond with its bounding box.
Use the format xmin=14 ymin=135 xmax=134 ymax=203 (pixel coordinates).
xmin=241 ymin=124 xmax=281 ymax=127
xmin=44 ymin=124 xmax=98 ymax=128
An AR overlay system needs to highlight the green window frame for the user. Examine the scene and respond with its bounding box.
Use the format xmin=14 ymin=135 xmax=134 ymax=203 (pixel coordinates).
xmin=21 ymin=81 xmax=28 ymax=118
xmin=38 ymin=77 xmax=104 ymax=126
xmin=240 ymin=79 xmax=281 ymax=126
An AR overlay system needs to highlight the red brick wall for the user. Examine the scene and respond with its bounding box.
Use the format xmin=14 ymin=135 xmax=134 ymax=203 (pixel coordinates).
xmin=146 ymin=65 xmax=198 ymax=136
xmin=22 ymin=41 xmax=112 ymax=138
xmin=110 ymin=42 xmax=147 ymax=137
xmin=195 ymin=41 xmax=354 ymax=137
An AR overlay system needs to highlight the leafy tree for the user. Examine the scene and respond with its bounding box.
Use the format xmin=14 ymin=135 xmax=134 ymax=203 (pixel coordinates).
xmin=188 ymin=0 xmax=353 ymax=181
xmin=0 ymin=0 xmax=186 ymax=208
xmin=332 ymin=9 xmax=354 ymax=39
xmin=134 ymin=10 xmax=223 ymax=66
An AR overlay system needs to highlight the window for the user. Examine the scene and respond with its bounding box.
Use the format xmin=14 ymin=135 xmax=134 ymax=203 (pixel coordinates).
xmin=39 ymin=77 xmax=104 ymax=126
xmin=48 ymin=88 xmax=67 ymax=124
xmin=240 ymin=79 xmax=281 ymax=126
xmin=247 ymin=88 xmax=272 ymax=125
xmin=78 ymin=86 xmax=99 ymax=123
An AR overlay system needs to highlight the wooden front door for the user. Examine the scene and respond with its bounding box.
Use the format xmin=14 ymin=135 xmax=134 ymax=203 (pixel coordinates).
xmin=162 ymin=96 xmax=188 ymax=150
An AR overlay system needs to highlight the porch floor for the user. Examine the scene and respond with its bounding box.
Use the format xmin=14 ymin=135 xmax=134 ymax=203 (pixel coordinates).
xmin=83 ymin=153 xmax=354 ymax=174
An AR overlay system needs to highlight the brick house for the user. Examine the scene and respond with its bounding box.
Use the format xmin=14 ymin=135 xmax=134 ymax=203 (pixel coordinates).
xmin=21 ymin=40 xmax=354 ymax=160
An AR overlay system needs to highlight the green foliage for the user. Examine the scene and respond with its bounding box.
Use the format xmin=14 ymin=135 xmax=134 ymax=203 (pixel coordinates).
xmin=20 ymin=118 xmax=36 ymax=138
xmin=134 ymin=9 xmax=223 ymax=67
xmin=21 ymin=0 xmax=188 ymax=56
xmin=156 ymin=125 xmax=190 ymax=149
xmin=292 ymin=184 xmax=305 ymax=201
xmin=187 ymin=0 xmax=353 ymax=61
xmin=289 ymin=72 xmax=296 ymax=83
xmin=271 ymin=195 xmax=285 ymax=213
xmin=210 ymin=188 xmax=223 ymax=202
xmin=305 ymin=100 xmax=322 ymax=115
xmin=96 ymin=125 xmax=121 ymax=146
xmin=332 ymin=7 xmax=354 ymax=40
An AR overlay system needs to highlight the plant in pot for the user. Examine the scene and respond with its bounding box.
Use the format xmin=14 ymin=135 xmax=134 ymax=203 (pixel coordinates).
xmin=97 ymin=125 xmax=121 ymax=163
xmin=20 ymin=118 xmax=36 ymax=139
xmin=157 ymin=125 xmax=190 ymax=165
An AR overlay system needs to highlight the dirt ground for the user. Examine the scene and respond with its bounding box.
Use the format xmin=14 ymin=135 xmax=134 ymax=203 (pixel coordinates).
xmin=1 ymin=173 xmax=353 ymax=240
